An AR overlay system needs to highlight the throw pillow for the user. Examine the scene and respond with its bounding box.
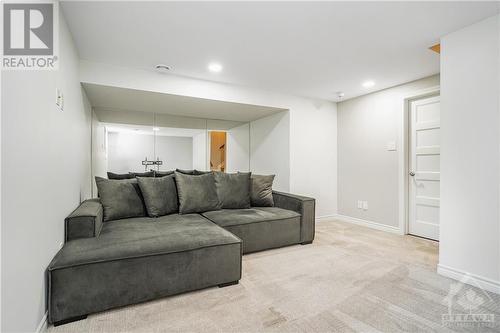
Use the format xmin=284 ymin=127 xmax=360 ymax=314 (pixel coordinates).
xmin=250 ymin=174 xmax=275 ymax=207
xmin=107 ymin=172 xmax=134 ymax=180
xmin=153 ymin=170 xmax=175 ymax=177
xmin=174 ymin=172 xmax=221 ymax=214
xmin=95 ymin=177 xmax=146 ymax=221
xmin=137 ymin=175 xmax=178 ymax=217
xmin=214 ymin=172 xmax=251 ymax=209
xmin=130 ymin=171 xmax=154 ymax=177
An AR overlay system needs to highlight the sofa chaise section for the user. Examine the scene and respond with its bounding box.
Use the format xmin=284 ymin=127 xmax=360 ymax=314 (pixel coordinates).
xmin=202 ymin=207 xmax=301 ymax=253
xmin=48 ymin=213 xmax=242 ymax=325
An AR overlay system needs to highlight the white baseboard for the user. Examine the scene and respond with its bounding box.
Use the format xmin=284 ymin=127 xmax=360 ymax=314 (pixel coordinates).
xmin=437 ymin=264 xmax=500 ymax=295
xmin=316 ymin=214 xmax=337 ymax=221
xmin=36 ymin=312 xmax=48 ymax=333
xmin=334 ymin=214 xmax=403 ymax=235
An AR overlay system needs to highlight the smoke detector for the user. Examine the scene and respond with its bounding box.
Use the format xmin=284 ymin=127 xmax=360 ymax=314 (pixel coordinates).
xmin=155 ymin=64 xmax=171 ymax=73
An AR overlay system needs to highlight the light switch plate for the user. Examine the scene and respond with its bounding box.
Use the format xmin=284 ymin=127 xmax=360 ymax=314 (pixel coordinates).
xmin=362 ymin=201 xmax=368 ymax=210
xmin=386 ymin=141 xmax=396 ymax=151
xmin=357 ymin=200 xmax=363 ymax=209
xmin=56 ymin=88 xmax=64 ymax=111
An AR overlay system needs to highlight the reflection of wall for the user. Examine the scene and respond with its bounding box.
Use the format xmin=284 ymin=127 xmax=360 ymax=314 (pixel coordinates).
xmin=91 ymin=112 xmax=108 ymax=195
xmin=107 ymin=132 xmax=192 ymax=173
xmin=250 ymin=111 xmax=290 ymax=191
xmin=192 ymin=132 xmax=208 ymax=170
xmin=227 ymin=123 xmax=250 ymax=172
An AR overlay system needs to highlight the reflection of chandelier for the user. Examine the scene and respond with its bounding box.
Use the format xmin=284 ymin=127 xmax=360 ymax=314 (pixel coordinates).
xmin=142 ymin=157 xmax=163 ymax=171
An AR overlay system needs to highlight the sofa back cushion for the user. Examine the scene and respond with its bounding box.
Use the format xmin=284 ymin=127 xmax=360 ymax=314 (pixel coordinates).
xmin=107 ymin=172 xmax=134 ymax=180
xmin=153 ymin=170 xmax=175 ymax=177
xmin=176 ymin=168 xmax=211 ymax=175
xmin=214 ymin=172 xmax=251 ymax=209
xmin=129 ymin=171 xmax=154 ymax=177
xmin=250 ymin=174 xmax=275 ymax=207
xmin=95 ymin=177 xmax=146 ymax=221
xmin=174 ymin=172 xmax=221 ymax=214
xmin=137 ymin=175 xmax=178 ymax=217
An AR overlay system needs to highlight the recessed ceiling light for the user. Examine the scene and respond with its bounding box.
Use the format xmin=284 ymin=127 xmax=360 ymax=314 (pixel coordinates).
xmin=362 ymin=80 xmax=375 ymax=88
xmin=153 ymin=127 xmax=160 ymax=131
xmin=208 ymin=62 xmax=223 ymax=73
xmin=155 ymin=64 xmax=170 ymax=73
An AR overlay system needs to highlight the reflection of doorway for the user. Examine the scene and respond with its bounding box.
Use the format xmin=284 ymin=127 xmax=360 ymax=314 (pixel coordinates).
xmin=210 ymin=131 xmax=226 ymax=172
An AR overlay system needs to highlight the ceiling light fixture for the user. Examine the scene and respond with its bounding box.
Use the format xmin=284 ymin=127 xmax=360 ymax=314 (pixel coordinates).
xmin=362 ymin=80 xmax=375 ymax=88
xmin=155 ymin=64 xmax=170 ymax=73
xmin=153 ymin=127 xmax=160 ymax=131
xmin=208 ymin=62 xmax=223 ymax=73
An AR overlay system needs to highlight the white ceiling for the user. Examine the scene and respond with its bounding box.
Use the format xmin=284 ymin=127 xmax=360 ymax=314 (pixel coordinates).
xmin=63 ymin=1 xmax=499 ymax=100
xmin=83 ymin=83 xmax=286 ymax=122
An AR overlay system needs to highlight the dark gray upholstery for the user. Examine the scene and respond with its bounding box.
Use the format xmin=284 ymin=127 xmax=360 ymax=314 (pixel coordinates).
xmin=250 ymin=174 xmax=275 ymax=207
xmin=48 ymin=214 xmax=242 ymax=324
xmin=137 ymin=175 xmax=178 ymax=217
xmin=176 ymin=169 xmax=210 ymax=175
xmin=107 ymin=172 xmax=133 ymax=180
xmin=214 ymin=172 xmax=251 ymax=209
xmin=130 ymin=171 xmax=154 ymax=177
xmin=65 ymin=199 xmax=103 ymax=242
xmin=175 ymin=172 xmax=221 ymax=214
xmin=202 ymin=207 xmax=301 ymax=253
xmin=95 ymin=177 xmax=146 ymax=221
xmin=153 ymin=170 xmax=174 ymax=177
xmin=273 ymin=191 xmax=316 ymax=243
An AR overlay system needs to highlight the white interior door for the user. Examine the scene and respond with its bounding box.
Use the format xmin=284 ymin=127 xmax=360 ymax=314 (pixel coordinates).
xmin=409 ymin=95 xmax=440 ymax=240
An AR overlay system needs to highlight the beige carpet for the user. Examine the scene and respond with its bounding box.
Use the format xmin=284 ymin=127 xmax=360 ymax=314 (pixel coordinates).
xmin=48 ymin=219 xmax=500 ymax=332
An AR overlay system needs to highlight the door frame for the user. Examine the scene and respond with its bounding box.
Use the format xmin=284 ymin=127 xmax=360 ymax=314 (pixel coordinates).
xmin=399 ymin=86 xmax=440 ymax=235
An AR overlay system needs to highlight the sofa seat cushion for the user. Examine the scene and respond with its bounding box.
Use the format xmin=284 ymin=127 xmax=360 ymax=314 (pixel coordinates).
xmin=48 ymin=214 xmax=242 ymax=323
xmin=51 ymin=214 xmax=240 ymax=269
xmin=202 ymin=207 xmax=301 ymax=253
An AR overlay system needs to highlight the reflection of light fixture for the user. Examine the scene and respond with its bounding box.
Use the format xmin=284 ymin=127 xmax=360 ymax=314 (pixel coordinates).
xmin=362 ymin=80 xmax=375 ymax=88
xmin=208 ymin=62 xmax=222 ymax=73
xmin=153 ymin=127 xmax=160 ymax=131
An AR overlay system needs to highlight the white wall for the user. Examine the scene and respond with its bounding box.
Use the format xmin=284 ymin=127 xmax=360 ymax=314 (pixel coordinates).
xmin=250 ymin=112 xmax=290 ymax=192
xmin=91 ymin=113 xmax=108 ymax=196
xmin=337 ymin=75 xmax=440 ymax=227
xmin=80 ymin=61 xmax=338 ymax=217
xmin=226 ymin=123 xmax=250 ymax=173
xmin=192 ymin=131 xmax=208 ymax=170
xmin=438 ymin=15 xmax=500 ymax=290
xmin=1 ymin=9 xmax=92 ymax=333
xmin=107 ymin=133 xmax=193 ymax=173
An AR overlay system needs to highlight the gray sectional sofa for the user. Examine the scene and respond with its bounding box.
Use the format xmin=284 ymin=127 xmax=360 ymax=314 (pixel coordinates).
xmin=48 ymin=171 xmax=315 ymax=326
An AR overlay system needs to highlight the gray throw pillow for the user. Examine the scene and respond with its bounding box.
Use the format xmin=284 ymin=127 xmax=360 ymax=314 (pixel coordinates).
xmin=153 ymin=170 xmax=174 ymax=177
xmin=214 ymin=172 xmax=251 ymax=209
xmin=251 ymin=174 xmax=275 ymax=207
xmin=137 ymin=175 xmax=178 ymax=217
xmin=95 ymin=177 xmax=146 ymax=221
xmin=107 ymin=172 xmax=134 ymax=180
xmin=176 ymin=169 xmax=211 ymax=175
xmin=130 ymin=171 xmax=154 ymax=177
xmin=174 ymin=172 xmax=221 ymax=214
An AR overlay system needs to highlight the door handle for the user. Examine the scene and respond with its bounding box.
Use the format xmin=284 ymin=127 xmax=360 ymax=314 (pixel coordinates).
xmin=409 ymin=171 xmax=416 ymax=177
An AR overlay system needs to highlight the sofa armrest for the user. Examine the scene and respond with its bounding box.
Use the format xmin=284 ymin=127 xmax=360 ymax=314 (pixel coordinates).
xmin=65 ymin=199 xmax=103 ymax=242
xmin=272 ymin=191 xmax=315 ymax=243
